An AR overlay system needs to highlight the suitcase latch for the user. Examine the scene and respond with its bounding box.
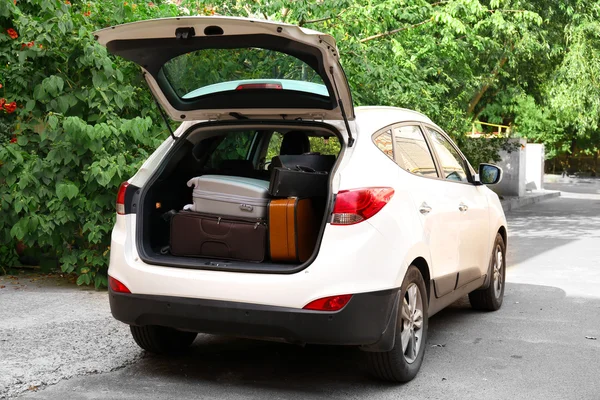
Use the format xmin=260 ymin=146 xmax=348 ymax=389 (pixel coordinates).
xmin=240 ymin=204 xmax=254 ymax=212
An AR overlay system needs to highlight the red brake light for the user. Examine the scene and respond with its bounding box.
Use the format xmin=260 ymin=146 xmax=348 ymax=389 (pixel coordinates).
xmin=235 ymin=83 xmax=282 ymax=90
xmin=331 ymin=187 xmax=394 ymax=225
xmin=303 ymin=294 xmax=353 ymax=311
xmin=116 ymin=181 xmax=129 ymax=215
xmin=109 ymin=276 xmax=131 ymax=293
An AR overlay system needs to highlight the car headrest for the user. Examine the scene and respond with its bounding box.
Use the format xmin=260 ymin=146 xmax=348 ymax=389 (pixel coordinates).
xmin=280 ymin=131 xmax=311 ymax=155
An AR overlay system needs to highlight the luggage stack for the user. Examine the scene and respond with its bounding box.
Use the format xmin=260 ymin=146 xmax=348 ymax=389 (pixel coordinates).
xmin=169 ymin=155 xmax=333 ymax=264
xmin=171 ymin=175 xmax=270 ymax=262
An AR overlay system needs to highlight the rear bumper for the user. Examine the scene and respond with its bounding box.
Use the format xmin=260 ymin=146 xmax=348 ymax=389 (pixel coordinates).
xmin=109 ymin=288 xmax=399 ymax=346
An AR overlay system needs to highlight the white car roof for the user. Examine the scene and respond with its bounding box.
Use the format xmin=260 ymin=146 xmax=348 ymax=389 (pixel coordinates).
xmin=354 ymin=106 xmax=438 ymax=134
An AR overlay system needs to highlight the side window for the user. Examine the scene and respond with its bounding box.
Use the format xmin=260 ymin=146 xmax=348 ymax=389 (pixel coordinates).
xmin=393 ymin=125 xmax=438 ymax=178
xmin=266 ymin=132 xmax=283 ymax=161
xmin=308 ymin=136 xmax=341 ymax=156
xmin=426 ymin=128 xmax=468 ymax=182
xmin=206 ymin=131 xmax=255 ymax=169
xmin=373 ymin=129 xmax=394 ymax=161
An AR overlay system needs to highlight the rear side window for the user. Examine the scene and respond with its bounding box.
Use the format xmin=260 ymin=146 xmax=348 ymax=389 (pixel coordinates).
xmin=426 ymin=128 xmax=468 ymax=182
xmin=266 ymin=131 xmax=341 ymax=161
xmin=308 ymin=136 xmax=341 ymax=156
xmin=393 ymin=125 xmax=438 ymax=178
xmin=206 ymin=131 xmax=256 ymax=169
xmin=373 ymin=130 xmax=394 ymax=161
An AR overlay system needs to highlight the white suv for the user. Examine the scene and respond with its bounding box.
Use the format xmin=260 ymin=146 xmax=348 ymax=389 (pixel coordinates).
xmin=97 ymin=16 xmax=507 ymax=383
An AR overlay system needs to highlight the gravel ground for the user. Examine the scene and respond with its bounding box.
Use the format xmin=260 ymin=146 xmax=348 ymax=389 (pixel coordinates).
xmin=0 ymin=275 xmax=140 ymax=399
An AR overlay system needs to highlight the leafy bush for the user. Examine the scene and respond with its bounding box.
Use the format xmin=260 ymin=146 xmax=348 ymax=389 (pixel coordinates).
xmin=0 ymin=0 xmax=188 ymax=286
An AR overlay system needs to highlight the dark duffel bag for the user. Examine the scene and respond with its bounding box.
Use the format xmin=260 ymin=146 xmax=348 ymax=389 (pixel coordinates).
xmin=170 ymin=211 xmax=266 ymax=262
xmin=270 ymin=154 xmax=336 ymax=173
xmin=268 ymin=166 xmax=328 ymax=198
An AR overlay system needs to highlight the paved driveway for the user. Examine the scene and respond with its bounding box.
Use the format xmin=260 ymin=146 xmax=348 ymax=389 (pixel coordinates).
xmin=2 ymin=183 xmax=599 ymax=399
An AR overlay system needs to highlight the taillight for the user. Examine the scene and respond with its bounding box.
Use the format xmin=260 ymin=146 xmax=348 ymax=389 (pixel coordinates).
xmin=331 ymin=187 xmax=394 ymax=225
xmin=235 ymin=83 xmax=282 ymax=90
xmin=303 ymin=294 xmax=352 ymax=311
xmin=109 ymin=276 xmax=131 ymax=293
xmin=116 ymin=181 xmax=129 ymax=215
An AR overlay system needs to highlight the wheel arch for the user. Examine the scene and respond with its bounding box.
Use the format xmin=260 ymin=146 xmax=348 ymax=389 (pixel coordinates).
xmin=480 ymin=225 xmax=507 ymax=290
xmin=498 ymin=225 xmax=507 ymax=247
xmin=410 ymin=256 xmax=431 ymax=304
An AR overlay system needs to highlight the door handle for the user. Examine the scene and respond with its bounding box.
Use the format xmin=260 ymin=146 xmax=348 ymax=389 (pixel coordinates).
xmin=419 ymin=202 xmax=432 ymax=215
xmin=458 ymin=202 xmax=468 ymax=212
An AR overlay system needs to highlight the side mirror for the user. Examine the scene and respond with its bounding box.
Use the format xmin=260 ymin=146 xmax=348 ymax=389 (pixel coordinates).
xmin=476 ymin=163 xmax=502 ymax=185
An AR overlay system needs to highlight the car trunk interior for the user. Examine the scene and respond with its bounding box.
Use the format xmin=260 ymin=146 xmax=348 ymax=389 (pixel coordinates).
xmin=136 ymin=121 xmax=343 ymax=273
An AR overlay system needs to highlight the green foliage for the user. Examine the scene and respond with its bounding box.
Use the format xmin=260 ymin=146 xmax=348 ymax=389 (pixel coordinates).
xmin=2 ymin=0 xmax=598 ymax=286
xmin=0 ymin=0 xmax=187 ymax=287
xmin=206 ymin=131 xmax=255 ymax=168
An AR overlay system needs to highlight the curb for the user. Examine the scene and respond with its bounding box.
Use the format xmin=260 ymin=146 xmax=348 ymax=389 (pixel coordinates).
xmin=501 ymin=191 xmax=561 ymax=213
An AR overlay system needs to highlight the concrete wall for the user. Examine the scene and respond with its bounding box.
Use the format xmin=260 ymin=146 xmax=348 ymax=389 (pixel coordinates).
xmin=491 ymin=138 xmax=527 ymax=197
xmin=525 ymin=143 xmax=545 ymax=190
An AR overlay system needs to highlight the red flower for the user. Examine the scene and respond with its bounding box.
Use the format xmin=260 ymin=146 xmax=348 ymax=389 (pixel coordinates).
xmin=10 ymin=137 xmax=17 ymax=144
xmin=83 ymin=10 xmax=91 ymax=16
xmin=4 ymin=101 xmax=17 ymax=113
xmin=0 ymin=98 xmax=5 ymax=109
xmin=7 ymin=28 xmax=18 ymax=39
xmin=39 ymin=44 xmax=43 ymax=49
xmin=148 ymin=1 xmax=154 ymax=6
xmin=27 ymin=41 xmax=34 ymax=47
xmin=0 ymin=83 xmax=2 ymax=89
xmin=65 ymin=0 xmax=71 ymax=4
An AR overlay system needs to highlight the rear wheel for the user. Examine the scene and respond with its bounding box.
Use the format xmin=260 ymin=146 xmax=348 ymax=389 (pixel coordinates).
xmin=130 ymin=325 xmax=197 ymax=354
xmin=469 ymin=233 xmax=506 ymax=311
xmin=367 ymin=266 xmax=429 ymax=383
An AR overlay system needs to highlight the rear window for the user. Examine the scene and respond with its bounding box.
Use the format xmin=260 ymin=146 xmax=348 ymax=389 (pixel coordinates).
xmin=161 ymin=48 xmax=328 ymax=99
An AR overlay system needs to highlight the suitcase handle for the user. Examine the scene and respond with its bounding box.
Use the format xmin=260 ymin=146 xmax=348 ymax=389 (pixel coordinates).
xmin=294 ymin=165 xmax=316 ymax=172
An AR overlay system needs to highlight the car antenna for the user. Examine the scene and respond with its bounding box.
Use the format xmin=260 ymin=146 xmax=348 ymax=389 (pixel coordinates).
xmin=329 ymin=66 xmax=354 ymax=147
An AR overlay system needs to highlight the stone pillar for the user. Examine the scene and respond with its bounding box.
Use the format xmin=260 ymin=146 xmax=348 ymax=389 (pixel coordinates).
xmin=490 ymin=138 xmax=527 ymax=197
xmin=525 ymin=143 xmax=545 ymax=190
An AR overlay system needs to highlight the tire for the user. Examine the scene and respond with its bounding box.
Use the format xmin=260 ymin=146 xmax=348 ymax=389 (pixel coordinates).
xmin=367 ymin=265 xmax=429 ymax=383
xmin=130 ymin=325 xmax=197 ymax=354
xmin=469 ymin=233 xmax=506 ymax=311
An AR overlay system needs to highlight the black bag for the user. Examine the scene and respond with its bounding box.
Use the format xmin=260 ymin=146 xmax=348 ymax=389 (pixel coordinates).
xmin=170 ymin=211 xmax=267 ymax=262
xmin=268 ymin=166 xmax=328 ymax=198
xmin=271 ymin=154 xmax=335 ymax=172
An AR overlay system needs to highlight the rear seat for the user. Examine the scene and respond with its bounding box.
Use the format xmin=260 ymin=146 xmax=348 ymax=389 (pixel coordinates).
xmin=269 ymin=130 xmax=336 ymax=173
xmin=219 ymin=159 xmax=270 ymax=181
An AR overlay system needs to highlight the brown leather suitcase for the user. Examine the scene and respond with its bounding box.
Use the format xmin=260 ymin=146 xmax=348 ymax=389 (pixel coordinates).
xmin=170 ymin=211 xmax=266 ymax=262
xmin=268 ymin=198 xmax=319 ymax=263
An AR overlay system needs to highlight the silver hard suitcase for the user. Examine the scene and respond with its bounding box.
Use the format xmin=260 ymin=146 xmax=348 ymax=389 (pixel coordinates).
xmin=187 ymin=175 xmax=270 ymax=219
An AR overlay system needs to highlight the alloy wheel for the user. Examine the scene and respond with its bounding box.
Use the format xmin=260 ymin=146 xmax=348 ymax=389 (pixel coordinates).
xmin=401 ymin=283 xmax=424 ymax=363
xmin=493 ymin=245 xmax=504 ymax=298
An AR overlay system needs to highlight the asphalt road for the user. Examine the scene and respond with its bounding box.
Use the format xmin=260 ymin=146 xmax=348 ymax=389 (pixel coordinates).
xmin=2 ymin=181 xmax=600 ymax=399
